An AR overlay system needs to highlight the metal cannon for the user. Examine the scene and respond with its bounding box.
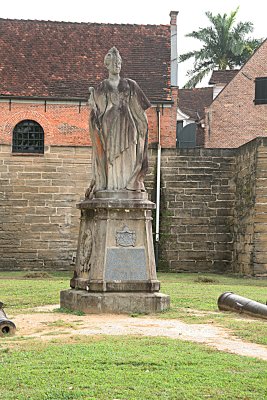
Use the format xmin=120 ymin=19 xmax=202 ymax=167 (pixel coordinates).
xmin=0 ymin=302 xmax=16 ymax=336
xmin=218 ymin=292 xmax=267 ymax=320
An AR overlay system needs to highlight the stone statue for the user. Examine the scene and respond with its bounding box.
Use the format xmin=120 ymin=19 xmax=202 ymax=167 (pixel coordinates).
xmin=61 ymin=46 xmax=170 ymax=314
xmin=86 ymin=47 xmax=151 ymax=198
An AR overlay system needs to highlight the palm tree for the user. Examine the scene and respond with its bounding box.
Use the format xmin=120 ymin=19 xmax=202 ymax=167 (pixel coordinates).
xmin=179 ymin=7 xmax=262 ymax=88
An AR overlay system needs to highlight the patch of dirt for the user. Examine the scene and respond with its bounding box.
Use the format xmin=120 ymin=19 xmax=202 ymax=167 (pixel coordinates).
xmin=23 ymin=272 xmax=51 ymax=279
xmin=180 ymin=307 xmax=222 ymax=317
xmin=8 ymin=305 xmax=267 ymax=361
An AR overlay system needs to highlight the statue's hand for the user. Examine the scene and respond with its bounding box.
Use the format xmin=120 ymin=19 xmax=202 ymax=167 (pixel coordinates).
xmin=88 ymin=87 xmax=96 ymax=110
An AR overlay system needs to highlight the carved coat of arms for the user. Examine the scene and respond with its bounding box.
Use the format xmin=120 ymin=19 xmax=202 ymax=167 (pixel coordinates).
xmin=116 ymin=225 xmax=136 ymax=247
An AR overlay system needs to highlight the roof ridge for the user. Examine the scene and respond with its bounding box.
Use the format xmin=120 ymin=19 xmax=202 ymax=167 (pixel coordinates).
xmin=0 ymin=17 xmax=169 ymax=27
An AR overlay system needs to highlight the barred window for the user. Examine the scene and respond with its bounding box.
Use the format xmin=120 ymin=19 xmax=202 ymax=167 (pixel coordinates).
xmin=255 ymin=77 xmax=267 ymax=105
xmin=12 ymin=120 xmax=44 ymax=154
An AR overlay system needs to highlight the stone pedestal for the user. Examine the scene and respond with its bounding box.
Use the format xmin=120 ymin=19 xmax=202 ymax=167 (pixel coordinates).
xmin=60 ymin=190 xmax=170 ymax=314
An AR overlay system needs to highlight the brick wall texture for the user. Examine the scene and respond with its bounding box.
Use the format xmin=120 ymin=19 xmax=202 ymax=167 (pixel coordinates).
xmin=253 ymin=140 xmax=267 ymax=274
xmin=0 ymin=144 xmax=91 ymax=269
xmin=0 ymin=94 xmax=177 ymax=149
xmin=1 ymin=139 xmax=267 ymax=275
xmin=233 ymin=140 xmax=257 ymax=274
xmin=204 ymin=40 xmax=267 ymax=148
xmin=234 ymin=138 xmax=267 ymax=275
xmin=158 ymin=148 xmax=236 ymax=273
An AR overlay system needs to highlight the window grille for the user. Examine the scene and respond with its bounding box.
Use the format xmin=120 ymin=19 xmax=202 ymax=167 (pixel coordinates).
xmin=255 ymin=77 xmax=267 ymax=105
xmin=12 ymin=120 xmax=44 ymax=154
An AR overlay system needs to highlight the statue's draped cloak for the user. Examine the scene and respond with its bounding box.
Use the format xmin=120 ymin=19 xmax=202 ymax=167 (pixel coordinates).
xmin=89 ymin=78 xmax=151 ymax=191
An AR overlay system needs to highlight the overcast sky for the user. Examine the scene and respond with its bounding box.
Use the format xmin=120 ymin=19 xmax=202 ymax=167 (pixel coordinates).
xmin=2 ymin=0 xmax=266 ymax=87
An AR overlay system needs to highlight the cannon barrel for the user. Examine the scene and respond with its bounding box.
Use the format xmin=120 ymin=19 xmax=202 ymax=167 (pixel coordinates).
xmin=218 ymin=292 xmax=267 ymax=320
xmin=0 ymin=302 xmax=16 ymax=336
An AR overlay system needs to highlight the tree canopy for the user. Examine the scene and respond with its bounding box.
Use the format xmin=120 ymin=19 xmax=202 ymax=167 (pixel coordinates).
xmin=179 ymin=7 xmax=263 ymax=88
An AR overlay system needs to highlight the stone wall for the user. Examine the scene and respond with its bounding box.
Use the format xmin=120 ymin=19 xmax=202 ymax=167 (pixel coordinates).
xmin=233 ymin=140 xmax=258 ymax=274
xmin=233 ymin=138 xmax=267 ymax=275
xmin=157 ymin=147 xmax=236 ymax=272
xmin=0 ymin=144 xmax=91 ymax=269
xmin=251 ymin=138 xmax=267 ymax=275
xmin=1 ymin=140 xmax=267 ymax=275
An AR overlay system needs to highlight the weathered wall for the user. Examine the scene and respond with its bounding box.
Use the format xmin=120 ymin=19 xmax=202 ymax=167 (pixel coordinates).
xmin=0 ymin=144 xmax=91 ymax=269
xmin=0 ymin=144 xmax=158 ymax=270
xmin=0 ymin=97 xmax=177 ymax=148
xmin=204 ymin=40 xmax=267 ymax=148
xmin=251 ymin=138 xmax=267 ymax=275
xmin=158 ymin=148 xmax=236 ymax=272
xmin=233 ymin=140 xmax=257 ymax=274
xmin=0 ymin=101 xmax=90 ymax=147
xmin=233 ymin=138 xmax=267 ymax=275
xmin=1 ymin=140 xmax=267 ymax=275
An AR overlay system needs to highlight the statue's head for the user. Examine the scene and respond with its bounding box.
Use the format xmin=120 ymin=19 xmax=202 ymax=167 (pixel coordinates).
xmin=104 ymin=47 xmax=122 ymax=74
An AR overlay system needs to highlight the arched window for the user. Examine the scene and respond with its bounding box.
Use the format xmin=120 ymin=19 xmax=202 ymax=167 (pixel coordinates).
xmin=12 ymin=120 xmax=44 ymax=154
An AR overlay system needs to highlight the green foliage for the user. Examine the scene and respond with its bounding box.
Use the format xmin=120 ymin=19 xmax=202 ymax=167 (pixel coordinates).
xmin=179 ymin=7 xmax=263 ymax=88
xmin=0 ymin=336 xmax=266 ymax=399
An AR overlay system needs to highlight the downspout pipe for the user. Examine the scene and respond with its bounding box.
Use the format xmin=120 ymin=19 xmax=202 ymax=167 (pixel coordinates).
xmin=154 ymin=12 xmax=178 ymax=266
xmin=155 ymin=105 xmax=161 ymax=267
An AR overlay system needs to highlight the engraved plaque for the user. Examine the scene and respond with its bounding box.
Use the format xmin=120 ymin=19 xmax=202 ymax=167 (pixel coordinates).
xmin=116 ymin=225 xmax=136 ymax=247
xmin=105 ymin=248 xmax=147 ymax=281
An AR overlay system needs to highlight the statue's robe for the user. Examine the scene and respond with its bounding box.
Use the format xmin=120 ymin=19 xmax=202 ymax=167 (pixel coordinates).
xmin=89 ymin=78 xmax=151 ymax=192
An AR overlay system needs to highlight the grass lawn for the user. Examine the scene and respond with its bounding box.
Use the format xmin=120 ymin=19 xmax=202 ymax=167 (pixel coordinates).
xmin=1 ymin=271 xmax=266 ymax=345
xmin=0 ymin=336 xmax=266 ymax=400
xmin=158 ymin=273 xmax=267 ymax=346
xmin=0 ymin=271 xmax=266 ymax=399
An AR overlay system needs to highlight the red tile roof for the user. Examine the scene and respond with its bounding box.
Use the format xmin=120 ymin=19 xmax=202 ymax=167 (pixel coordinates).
xmin=178 ymin=87 xmax=213 ymax=120
xmin=209 ymin=69 xmax=239 ymax=85
xmin=0 ymin=19 xmax=171 ymax=102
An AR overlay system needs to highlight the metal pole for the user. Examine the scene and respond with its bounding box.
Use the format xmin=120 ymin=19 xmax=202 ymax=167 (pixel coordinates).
xmin=155 ymin=106 xmax=161 ymax=244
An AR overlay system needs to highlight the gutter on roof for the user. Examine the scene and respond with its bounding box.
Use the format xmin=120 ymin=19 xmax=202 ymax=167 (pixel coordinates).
xmin=150 ymin=100 xmax=174 ymax=105
xmin=0 ymin=95 xmax=87 ymax=102
xmin=0 ymin=95 xmax=174 ymax=105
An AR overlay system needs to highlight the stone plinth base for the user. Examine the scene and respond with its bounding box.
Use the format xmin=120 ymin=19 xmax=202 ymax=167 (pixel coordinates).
xmin=72 ymin=193 xmax=159 ymax=293
xmin=60 ymin=289 xmax=170 ymax=314
xmin=63 ymin=190 xmax=170 ymax=314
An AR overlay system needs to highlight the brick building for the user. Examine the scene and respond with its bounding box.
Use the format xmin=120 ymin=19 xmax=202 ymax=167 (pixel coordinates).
xmin=0 ymin=13 xmax=179 ymax=269
xmin=208 ymin=69 xmax=239 ymax=100
xmin=204 ymin=39 xmax=267 ymax=148
xmin=1 ymin=14 xmax=266 ymax=275
xmin=0 ymin=15 xmax=178 ymax=150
